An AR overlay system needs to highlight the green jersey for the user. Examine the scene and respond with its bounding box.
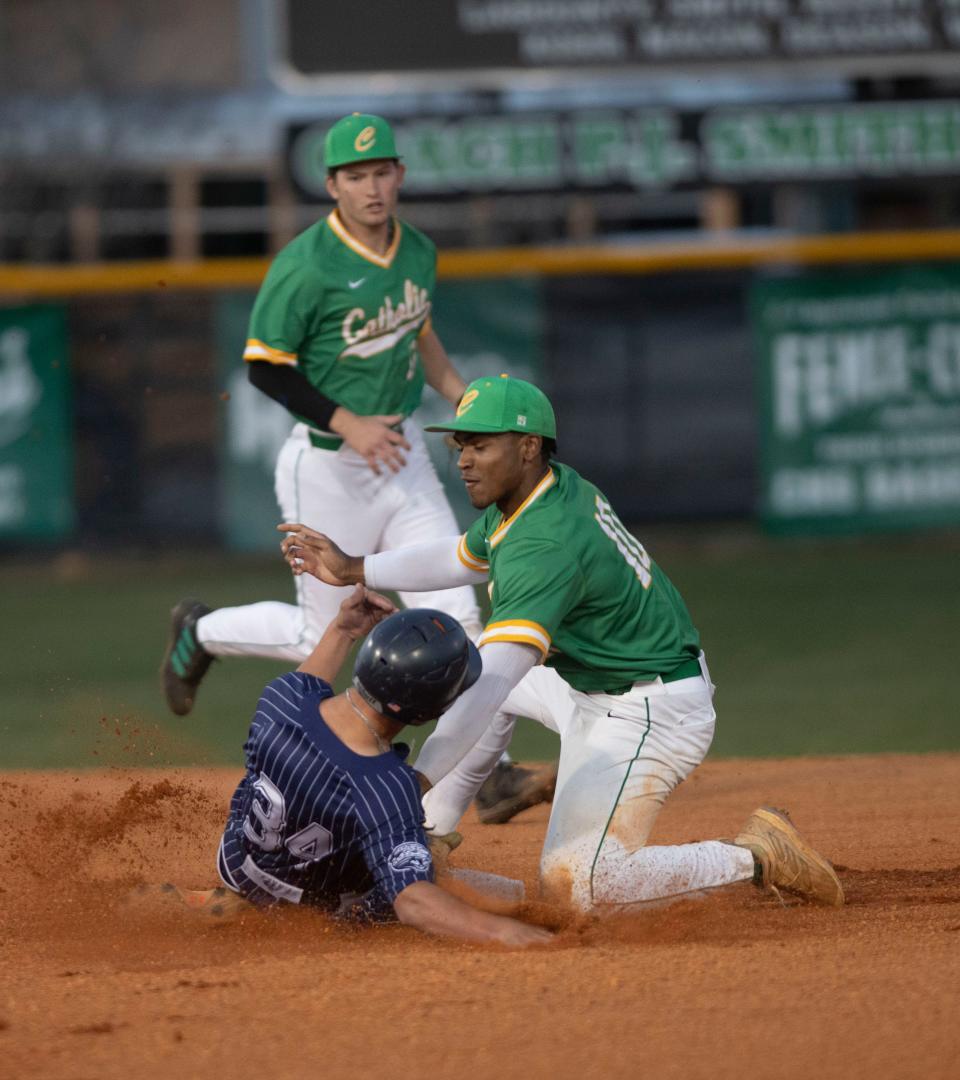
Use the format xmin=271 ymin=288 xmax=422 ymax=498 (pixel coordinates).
xmin=459 ymin=462 xmax=701 ymax=694
xmin=243 ymin=210 xmax=435 ymax=423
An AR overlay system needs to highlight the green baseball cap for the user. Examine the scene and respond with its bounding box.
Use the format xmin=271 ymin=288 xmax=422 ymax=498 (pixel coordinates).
xmin=324 ymin=113 xmax=399 ymax=169
xmin=425 ymin=375 xmax=557 ymax=439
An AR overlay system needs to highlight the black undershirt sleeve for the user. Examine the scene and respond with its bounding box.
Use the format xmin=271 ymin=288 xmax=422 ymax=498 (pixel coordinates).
xmin=247 ymin=360 xmax=340 ymax=431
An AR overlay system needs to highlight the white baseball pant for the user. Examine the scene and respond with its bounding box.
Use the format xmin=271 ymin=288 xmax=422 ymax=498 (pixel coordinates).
xmin=197 ymin=419 xmax=482 ymax=660
xmin=423 ymin=654 xmax=755 ymax=912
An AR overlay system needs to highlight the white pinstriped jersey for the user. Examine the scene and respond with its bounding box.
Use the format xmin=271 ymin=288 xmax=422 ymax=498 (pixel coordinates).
xmin=218 ymin=672 xmax=433 ymax=921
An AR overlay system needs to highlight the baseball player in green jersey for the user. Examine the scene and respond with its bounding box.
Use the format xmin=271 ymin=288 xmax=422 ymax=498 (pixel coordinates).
xmin=279 ymin=375 xmax=844 ymax=914
xmin=160 ymin=114 xmax=553 ymax=824
xmin=161 ymin=115 xmax=482 ymax=694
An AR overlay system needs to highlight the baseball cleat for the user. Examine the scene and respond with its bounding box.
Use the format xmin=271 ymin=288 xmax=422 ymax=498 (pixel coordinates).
xmin=735 ymin=806 xmax=844 ymax=907
xmin=161 ymin=598 xmax=214 ymax=716
xmin=474 ymin=761 xmax=559 ymax=825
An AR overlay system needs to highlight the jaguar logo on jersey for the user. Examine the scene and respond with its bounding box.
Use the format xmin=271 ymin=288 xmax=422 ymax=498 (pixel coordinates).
xmin=341 ymin=279 xmax=430 ymax=359
xmin=387 ymin=841 xmax=432 ymax=873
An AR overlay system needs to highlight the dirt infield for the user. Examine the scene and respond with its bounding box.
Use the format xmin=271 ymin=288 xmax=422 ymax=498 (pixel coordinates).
xmin=3 ymin=754 xmax=960 ymax=1080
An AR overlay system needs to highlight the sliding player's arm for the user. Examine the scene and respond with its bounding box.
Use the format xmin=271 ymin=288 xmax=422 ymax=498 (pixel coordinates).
xmin=393 ymin=881 xmax=551 ymax=947
xmin=297 ymin=585 xmax=396 ymax=682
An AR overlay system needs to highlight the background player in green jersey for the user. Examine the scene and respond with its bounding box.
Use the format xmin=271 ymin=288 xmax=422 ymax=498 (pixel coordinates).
xmin=280 ymin=375 xmax=844 ymax=914
xmin=161 ymin=117 xmax=455 ymax=690
xmin=161 ymin=113 xmax=479 ymax=708
xmin=161 ymin=114 xmax=553 ymax=825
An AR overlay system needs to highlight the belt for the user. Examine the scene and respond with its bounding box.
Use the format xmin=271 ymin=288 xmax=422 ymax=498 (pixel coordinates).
xmin=660 ymin=656 xmax=703 ymax=683
xmin=308 ymin=431 xmax=344 ymax=451
xmin=307 ymin=419 xmax=406 ymax=453
xmin=601 ymin=655 xmax=703 ymax=696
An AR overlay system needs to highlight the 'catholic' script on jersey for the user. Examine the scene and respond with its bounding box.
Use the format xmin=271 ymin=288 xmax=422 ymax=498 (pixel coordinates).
xmin=341 ymin=278 xmax=431 ymax=357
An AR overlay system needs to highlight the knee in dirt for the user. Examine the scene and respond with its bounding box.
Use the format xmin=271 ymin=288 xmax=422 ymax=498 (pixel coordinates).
xmin=540 ymin=856 xmax=591 ymax=913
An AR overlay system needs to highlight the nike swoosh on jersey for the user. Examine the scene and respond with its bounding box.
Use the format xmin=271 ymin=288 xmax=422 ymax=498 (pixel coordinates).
xmin=348 ymin=278 xmax=366 ymax=289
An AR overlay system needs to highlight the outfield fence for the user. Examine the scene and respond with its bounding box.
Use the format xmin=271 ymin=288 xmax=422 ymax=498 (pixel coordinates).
xmin=2 ymin=227 xmax=959 ymax=547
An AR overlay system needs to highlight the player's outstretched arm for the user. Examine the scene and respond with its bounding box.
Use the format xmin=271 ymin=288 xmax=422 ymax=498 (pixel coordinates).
xmin=415 ymin=640 xmax=540 ymax=788
xmin=279 ymin=528 xmax=487 ymax=592
xmin=298 ymin=585 xmax=396 ymax=681
xmin=393 ymin=881 xmax=552 ymax=948
xmin=279 ymin=525 xmax=365 ymax=585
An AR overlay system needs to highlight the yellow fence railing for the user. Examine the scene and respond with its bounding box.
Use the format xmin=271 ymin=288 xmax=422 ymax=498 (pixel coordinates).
xmin=1 ymin=228 xmax=959 ymax=296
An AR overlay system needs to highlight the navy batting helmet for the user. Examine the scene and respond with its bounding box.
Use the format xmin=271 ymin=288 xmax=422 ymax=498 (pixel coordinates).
xmin=352 ymin=609 xmax=482 ymax=726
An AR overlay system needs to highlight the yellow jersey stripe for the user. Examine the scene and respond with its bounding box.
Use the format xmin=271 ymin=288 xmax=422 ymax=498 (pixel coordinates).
xmin=418 ymin=316 xmax=433 ymax=338
xmin=489 ymin=470 xmax=556 ymax=548
xmin=457 ymin=535 xmax=488 ymax=572
xmin=484 ymin=618 xmax=550 ymax=638
xmin=243 ymin=339 xmax=297 ymax=364
xmin=480 ymin=620 xmax=551 ymax=648
xmin=327 ymin=210 xmax=402 ymax=269
xmin=478 ymin=629 xmax=550 ymax=659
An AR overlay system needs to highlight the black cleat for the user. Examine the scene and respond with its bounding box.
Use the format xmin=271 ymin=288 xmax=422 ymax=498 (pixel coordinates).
xmin=161 ymin=598 xmax=214 ymax=716
xmin=474 ymin=760 xmax=559 ymax=825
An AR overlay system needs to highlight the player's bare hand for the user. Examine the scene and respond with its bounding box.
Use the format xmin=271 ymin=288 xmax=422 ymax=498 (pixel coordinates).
xmin=330 ymin=409 xmax=411 ymax=475
xmin=334 ymin=584 xmax=396 ymax=641
xmin=492 ymin=920 xmax=555 ymax=948
xmin=278 ymin=524 xmax=364 ymax=585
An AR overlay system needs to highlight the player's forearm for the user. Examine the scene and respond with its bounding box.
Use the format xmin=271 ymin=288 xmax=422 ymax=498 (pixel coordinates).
xmin=296 ymin=624 xmax=353 ymax=681
xmin=414 ymin=641 xmax=539 ymax=787
xmin=418 ymin=329 xmax=466 ymax=405
xmin=364 ymin=538 xmax=486 ymax=593
xmin=247 ymin=360 xmax=339 ymax=430
xmin=393 ymin=881 xmax=536 ymax=944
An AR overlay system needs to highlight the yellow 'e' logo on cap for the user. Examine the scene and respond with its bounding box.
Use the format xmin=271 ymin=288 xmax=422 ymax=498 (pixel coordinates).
xmin=354 ymin=126 xmax=376 ymax=153
xmin=456 ymin=389 xmax=480 ymax=417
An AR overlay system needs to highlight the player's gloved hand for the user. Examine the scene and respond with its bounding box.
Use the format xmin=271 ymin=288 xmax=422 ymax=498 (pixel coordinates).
xmin=278 ymin=524 xmax=364 ymax=585
xmin=329 ymin=408 xmax=411 ymax=476
xmin=334 ymin=584 xmax=397 ymax=641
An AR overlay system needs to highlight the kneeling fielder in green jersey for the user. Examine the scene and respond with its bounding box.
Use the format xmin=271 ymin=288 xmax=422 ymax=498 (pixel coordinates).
xmin=280 ymin=376 xmax=844 ymax=914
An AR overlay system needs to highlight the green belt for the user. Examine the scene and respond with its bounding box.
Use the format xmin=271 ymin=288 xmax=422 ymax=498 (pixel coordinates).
xmin=601 ymin=655 xmax=703 ymax=696
xmin=308 ymin=431 xmax=344 ymax=451
xmin=660 ymin=656 xmax=703 ymax=683
xmin=307 ymin=419 xmax=406 ymax=453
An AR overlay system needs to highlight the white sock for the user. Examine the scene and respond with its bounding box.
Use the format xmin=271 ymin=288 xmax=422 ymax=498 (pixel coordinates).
xmin=581 ymin=840 xmax=755 ymax=910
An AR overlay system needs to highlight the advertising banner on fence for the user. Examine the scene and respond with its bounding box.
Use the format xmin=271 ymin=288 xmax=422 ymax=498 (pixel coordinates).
xmin=0 ymin=306 xmax=73 ymax=540
xmin=289 ymin=100 xmax=960 ymax=199
xmin=216 ymin=279 xmax=543 ymax=551
xmin=754 ymin=266 xmax=960 ymax=534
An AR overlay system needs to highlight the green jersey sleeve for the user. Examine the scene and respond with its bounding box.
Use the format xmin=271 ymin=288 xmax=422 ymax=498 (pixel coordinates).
xmin=477 ymin=538 xmax=584 ymax=661
xmin=243 ymin=258 xmax=325 ymax=366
